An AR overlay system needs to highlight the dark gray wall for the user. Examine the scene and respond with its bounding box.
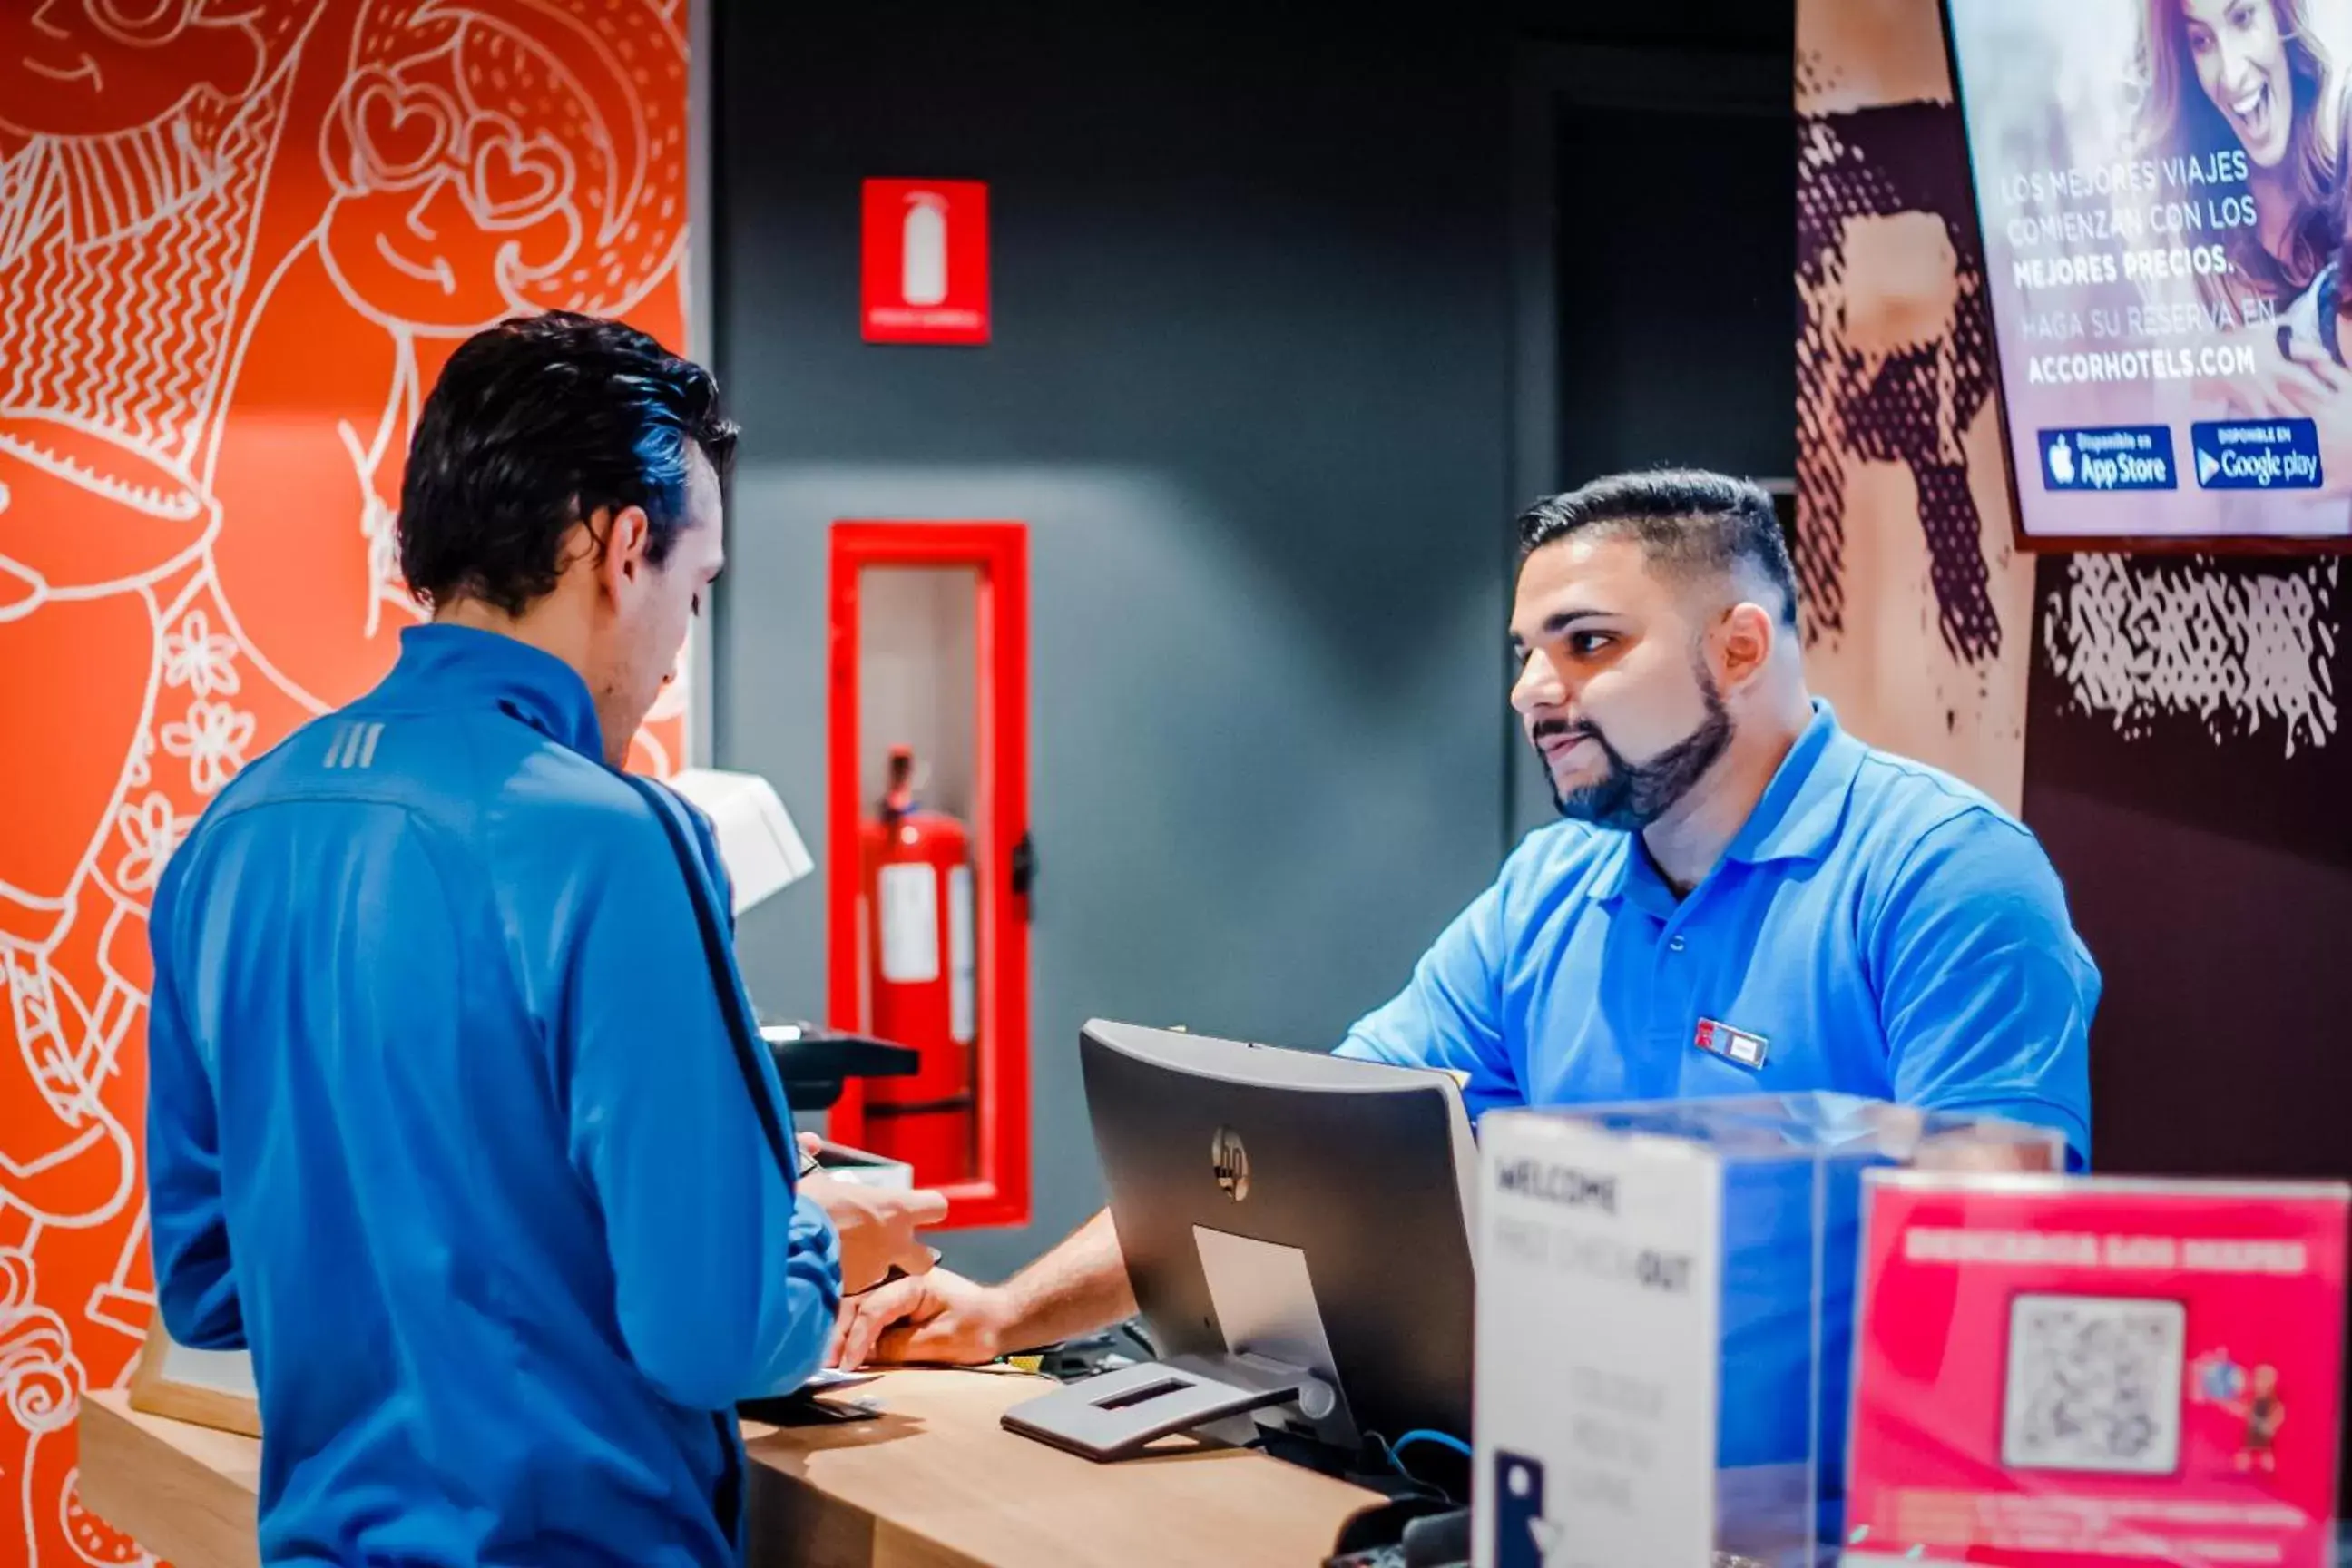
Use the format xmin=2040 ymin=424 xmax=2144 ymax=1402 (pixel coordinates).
xmin=712 ymin=6 xmax=1514 ymax=1275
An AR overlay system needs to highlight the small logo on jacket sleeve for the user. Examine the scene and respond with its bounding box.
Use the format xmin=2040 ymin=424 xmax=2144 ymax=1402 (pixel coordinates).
xmin=323 ymin=721 xmax=384 ymax=769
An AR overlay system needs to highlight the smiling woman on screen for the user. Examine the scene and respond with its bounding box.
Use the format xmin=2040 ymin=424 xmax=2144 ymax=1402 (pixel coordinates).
xmin=2137 ymin=0 xmax=2352 ymax=489
xmin=2138 ymin=0 xmax=2340 ymax=317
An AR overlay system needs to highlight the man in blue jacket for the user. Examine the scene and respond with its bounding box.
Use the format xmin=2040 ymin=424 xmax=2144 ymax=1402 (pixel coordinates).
xmin=145 ymin=311 xmax=943 ymax=1566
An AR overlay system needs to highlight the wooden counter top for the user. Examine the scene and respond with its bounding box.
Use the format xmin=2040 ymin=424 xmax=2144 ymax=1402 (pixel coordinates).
xmin=80 ymin=1368 xmax=1380 ymax=1567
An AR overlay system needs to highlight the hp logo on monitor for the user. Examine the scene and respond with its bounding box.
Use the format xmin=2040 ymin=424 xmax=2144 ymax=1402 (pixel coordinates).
xmin=1210 ymin=1126 xmax=1250 ymax=1201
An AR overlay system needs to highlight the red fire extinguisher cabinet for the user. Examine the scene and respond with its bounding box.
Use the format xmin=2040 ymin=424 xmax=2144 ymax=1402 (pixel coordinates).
xmin=825 ymin=522 xmax=1031 ymax=1229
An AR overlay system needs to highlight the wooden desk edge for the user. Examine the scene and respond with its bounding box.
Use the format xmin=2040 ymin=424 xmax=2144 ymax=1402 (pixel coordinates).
xmin=79 ymin=1391 xmax=262 ymax=1568
xmin=742 ymin=1371 xmax=1382 ymax=1567
xmin=79 ymin=1374 xmax=1382 ymax=1568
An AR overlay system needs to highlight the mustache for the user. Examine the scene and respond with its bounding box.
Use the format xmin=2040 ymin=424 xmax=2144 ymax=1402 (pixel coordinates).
xmin=1532 ymin=718 xmax=1601 ymax=744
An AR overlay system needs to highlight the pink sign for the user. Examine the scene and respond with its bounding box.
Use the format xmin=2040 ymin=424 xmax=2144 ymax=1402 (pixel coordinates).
xmin=1846 ymin=1174 xmax=2348 ymax=1567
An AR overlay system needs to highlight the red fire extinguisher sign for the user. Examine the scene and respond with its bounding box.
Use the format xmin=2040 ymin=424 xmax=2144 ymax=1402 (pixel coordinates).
xmin=861 ymin=179 xmax=990 ymax=345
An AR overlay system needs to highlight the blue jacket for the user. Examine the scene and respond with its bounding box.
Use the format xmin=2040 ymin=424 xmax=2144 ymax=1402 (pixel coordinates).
xmin=146 ymin=624 xmax=842 ymax=1566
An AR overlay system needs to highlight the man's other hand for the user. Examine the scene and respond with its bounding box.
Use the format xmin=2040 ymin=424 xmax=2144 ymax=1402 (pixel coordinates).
xmin=828 ymin=1268 xmax=1015 ymax=1369
xmin=801 ymin=1175 xmax=948 ymax=1294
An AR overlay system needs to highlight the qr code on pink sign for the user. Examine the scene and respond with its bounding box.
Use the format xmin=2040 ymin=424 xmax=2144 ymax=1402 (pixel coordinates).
xmin=2001 ymin=1292 xmax=2187 ymax=1475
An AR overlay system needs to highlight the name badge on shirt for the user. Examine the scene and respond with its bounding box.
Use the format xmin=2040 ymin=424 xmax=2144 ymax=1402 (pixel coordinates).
xmin=1694 ymin=1017 xmax=1769 ymax=1071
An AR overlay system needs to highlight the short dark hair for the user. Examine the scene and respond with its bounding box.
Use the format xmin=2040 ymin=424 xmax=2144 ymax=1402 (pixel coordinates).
xmin=1515 ymin=469 xmax=1798 ymax=628
xmin=398 ymin=311 xmax=739 ymax=616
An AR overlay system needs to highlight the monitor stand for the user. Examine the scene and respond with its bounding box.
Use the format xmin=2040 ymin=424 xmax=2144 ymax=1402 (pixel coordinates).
xmin=1000 ymin=1349 xmax=1334 ymax=1461
xmin=1002 ymin=1228 xmax=1360 ymax=1462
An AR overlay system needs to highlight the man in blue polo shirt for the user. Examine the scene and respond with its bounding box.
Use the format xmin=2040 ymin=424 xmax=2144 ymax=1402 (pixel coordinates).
xmin=828 ymin=468 xmax=2099 ymax=1371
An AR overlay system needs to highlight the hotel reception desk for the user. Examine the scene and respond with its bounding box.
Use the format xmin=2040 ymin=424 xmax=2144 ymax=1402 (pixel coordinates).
xmin=76 ymin=1368 xmax=1382 ymax=1567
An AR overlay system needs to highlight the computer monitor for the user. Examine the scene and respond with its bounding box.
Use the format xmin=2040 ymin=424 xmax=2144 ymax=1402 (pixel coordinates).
xmin=1002 ymin=1020 xmax=1477 ymax=1463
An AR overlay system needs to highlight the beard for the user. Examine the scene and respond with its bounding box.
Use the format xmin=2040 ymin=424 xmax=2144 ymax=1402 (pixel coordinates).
xmin=1533 ymin=663 xmax=1732 ymax=832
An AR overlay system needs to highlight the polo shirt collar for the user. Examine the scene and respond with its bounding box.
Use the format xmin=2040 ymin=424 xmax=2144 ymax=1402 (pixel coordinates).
xmin=1590 ymin=699 xmax=1862 ymax=906
xmin=1593 ymin=832 xmax=1676 ymax=918
xmin=1724 ymin=699 xmax=1865 ymax=867
xmin=381 ymin=623 xmax=607 ymax=761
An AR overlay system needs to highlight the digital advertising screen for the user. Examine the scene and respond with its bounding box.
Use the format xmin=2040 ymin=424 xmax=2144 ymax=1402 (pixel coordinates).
xmin=1944 ymin=0 xmax=2352 ymax=548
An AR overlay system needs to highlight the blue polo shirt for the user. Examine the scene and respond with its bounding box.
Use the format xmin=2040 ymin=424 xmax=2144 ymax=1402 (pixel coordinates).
xmin=1338 ymin=701 xmax=2095 ymax=1161
xmin=1337 ymin=701 xmax=2096 ymax=1489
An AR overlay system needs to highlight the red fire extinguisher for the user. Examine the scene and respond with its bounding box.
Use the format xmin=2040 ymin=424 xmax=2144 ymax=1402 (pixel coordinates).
xmin=858 ymin=745 xmax=977 ymax=1184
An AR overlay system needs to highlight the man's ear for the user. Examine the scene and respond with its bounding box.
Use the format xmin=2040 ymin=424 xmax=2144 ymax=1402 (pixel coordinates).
xmin=1713 ymin=601 xmax=1777 ymax=693
xmin=594 ymin=505 xmax=653 ymax=600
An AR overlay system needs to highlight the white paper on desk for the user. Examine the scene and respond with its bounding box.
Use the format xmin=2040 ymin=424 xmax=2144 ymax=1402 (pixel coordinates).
xmin=796 ymin=1367 xmax=881 ymax=1395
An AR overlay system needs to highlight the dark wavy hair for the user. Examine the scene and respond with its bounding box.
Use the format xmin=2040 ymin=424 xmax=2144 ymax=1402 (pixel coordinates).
xmin=1517 ymin=469 xmax=1798 ymax=629
xmin=398 ymin=311 xmax=738 ymax=616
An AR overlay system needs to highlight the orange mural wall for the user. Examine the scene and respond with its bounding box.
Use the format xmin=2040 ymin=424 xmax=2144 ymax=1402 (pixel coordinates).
xmin=0 ymin=3 xmax=694 ymax=1562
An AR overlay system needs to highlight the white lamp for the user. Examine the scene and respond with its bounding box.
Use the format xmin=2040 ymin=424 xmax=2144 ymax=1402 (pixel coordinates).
xmin=662 ymin=768 xmax=816 ymax=916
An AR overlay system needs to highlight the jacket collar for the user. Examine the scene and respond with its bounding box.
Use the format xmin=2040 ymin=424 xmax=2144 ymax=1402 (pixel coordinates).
xmin=380 ymin=623 xmax=606 ymax=762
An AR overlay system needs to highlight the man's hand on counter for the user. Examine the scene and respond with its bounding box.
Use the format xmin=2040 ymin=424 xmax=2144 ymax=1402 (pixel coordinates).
xmin=828 ymin=1267 xmax=1014 ymax=1369
xmin=800 ymin=1174 xmax=949 ymax=1294
xmin=827 ymin=1209 xmax=1139 ymax=1370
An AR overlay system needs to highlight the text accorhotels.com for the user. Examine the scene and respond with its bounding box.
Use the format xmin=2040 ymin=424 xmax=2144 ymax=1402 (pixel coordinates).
xmin=2027 ymin=342 xmax=2259 ymax=385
